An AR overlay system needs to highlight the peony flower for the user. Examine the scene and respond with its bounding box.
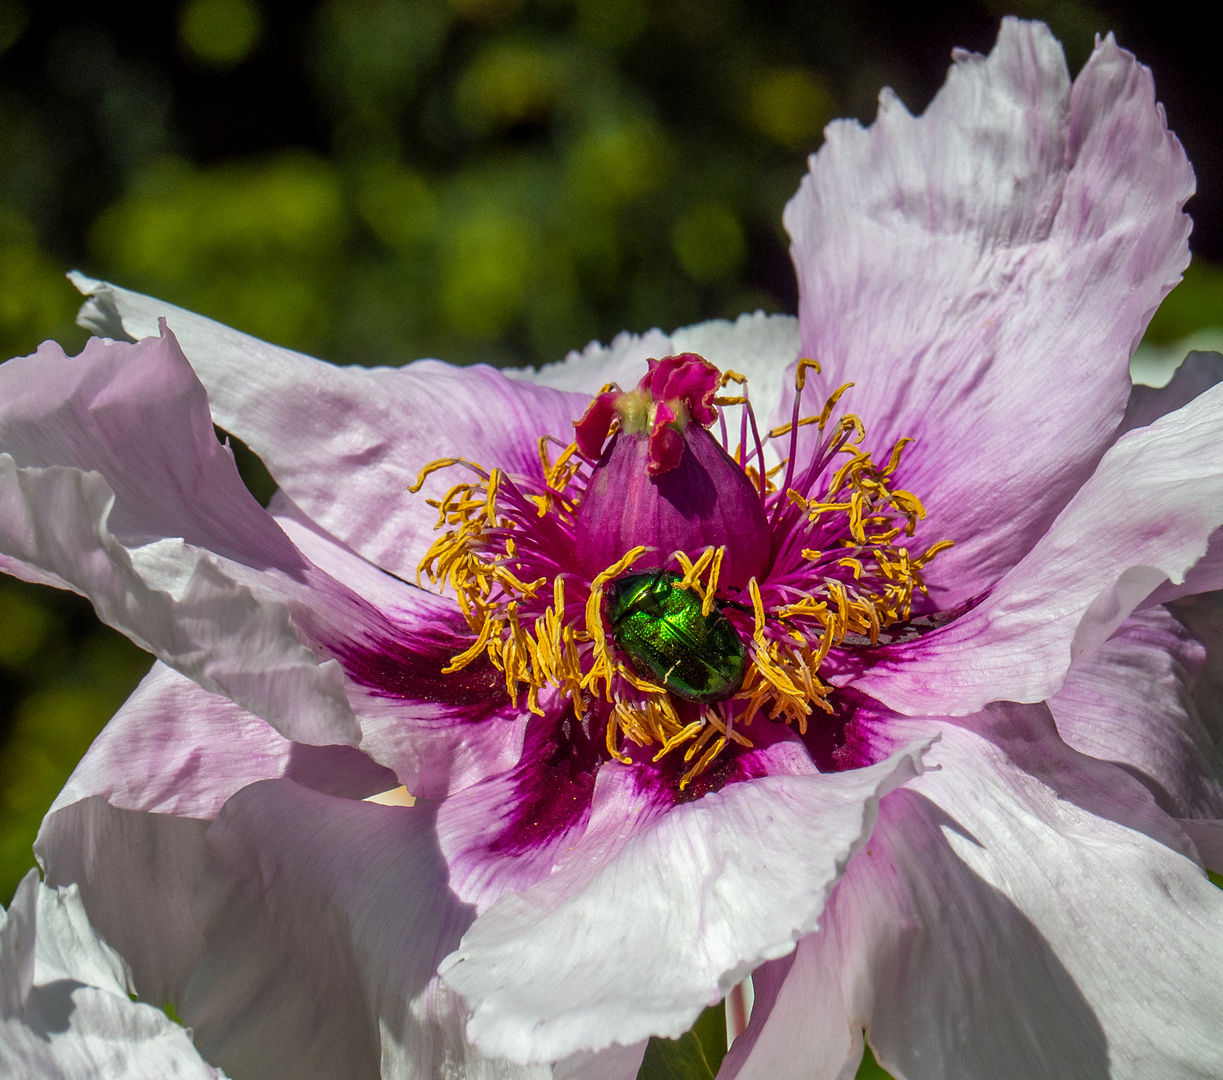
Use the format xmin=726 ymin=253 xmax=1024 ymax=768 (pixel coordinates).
xmin=2 ymin=16 xmax=1223 ymax=1079
xmin=0 ymin=869 xmax=225 ymax=1078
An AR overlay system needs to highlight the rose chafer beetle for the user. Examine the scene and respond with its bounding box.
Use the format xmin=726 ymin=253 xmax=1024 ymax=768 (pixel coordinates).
xmin=605 ymin=570 xmax=747 ymax=704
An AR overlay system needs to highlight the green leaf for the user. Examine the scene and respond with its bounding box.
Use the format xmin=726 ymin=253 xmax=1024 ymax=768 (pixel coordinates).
xmin=637 ymin=1030 xmax=715 ymax=1080
xmin=691 ymin=1000 xmax=728 ymax=1073
xmin=855 ymin=1037 xmax=897 ymax=1079
xmin=637 ymin=1002 xmax=726 ymax=1080
xmin=1209 ymin=869 xmax=1223 ymax=890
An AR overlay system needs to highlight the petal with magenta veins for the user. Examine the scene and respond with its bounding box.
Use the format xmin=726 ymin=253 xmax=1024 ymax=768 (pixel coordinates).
xmin=784 ymin=20 xmax=1194 ymax=607
xmin=272 ymin=494 xmax=529 ymax=799
xmin=440 ymin=703 xmax=830 ymax=916
xmin=852 ymin=379 xmax=1223 ymax=717
xmin=436 ymin=706 xmax=608 ymax=914
xmin=0 ymin=327 xmax=358 ymax=748
xmin=188 ymin=779 xmax=548 ymax=1080
xmin=71 ymin=272 xmax=587 ymax=581
xmin=439 ymin=740 xmax=929 ymax=1065
xmin=1 ymin=324 xmax=518 ymax=796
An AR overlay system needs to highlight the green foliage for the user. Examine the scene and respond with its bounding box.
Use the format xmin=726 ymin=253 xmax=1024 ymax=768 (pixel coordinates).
xmin=856 ymin=1039 xmax=897 ymax=1079
xmin=1143 ymin=260 xmax=1223 ymax=345
xmin=638 ymin=1002 xmax=726 ymax=1080
xmin=179 ymin=0 xmax=263 ymax=67
xmin=91 ymin=155 xmax=347 ymax=353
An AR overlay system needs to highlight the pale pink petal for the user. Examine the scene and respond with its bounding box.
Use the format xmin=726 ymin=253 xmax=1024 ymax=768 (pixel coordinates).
xmin=0 ymin=872 xmax=224 ymax=1079
xmin=1170 ymin=589 xmax=1223 ymax=744
xmin=48 ymin=662 xmax=395 ymax=823
xmin=0 ymin=328 xmax=359 ymax=747
xmin=187 ymin=779 xmax=548 ymax=1080
xmin=1048 ymin=608 xmax=1223 ymax=824
xmin=895 ymin=710 xmax=1223 ymax=1079
xmin=36 ymin=799 xmax=214 ymax=1011
xmin=1121 ymin=350 xmax=1223 ymax=434
xmin=0 ymin=325 xmax=523 ymax=794
xmin=552 ymin=1043 xmax=648 ymax=1080
xmin=727 ymin=705 xmax=1223 ymax=1080
xmin=784 ymin=20 xmax=1193 ymax=606
xmin=72 ymin=272 xmax=588 ymax=580
xmin=439 ymin=742 xmax=929 ymax=1065
xmin=271 ymin=494 xmax=531 ymax=799
xmin=853 ymin=379 xmax=1223 ymax=715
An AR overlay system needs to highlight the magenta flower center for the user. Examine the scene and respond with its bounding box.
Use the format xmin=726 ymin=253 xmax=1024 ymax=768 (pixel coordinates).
xmin=411 ymin=354 xmax=951 ymax=787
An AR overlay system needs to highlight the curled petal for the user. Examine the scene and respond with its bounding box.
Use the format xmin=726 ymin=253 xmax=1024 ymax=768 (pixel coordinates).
xmin=0 ymin=327 xmax=358 ymax=747
xmin=1048 ymin=608 xmax=1223 ymax=824
xmin=440 ymin=741 xmax=929 ymax=1065
xmin=784 ymin=20 xmax=1194 ymax=606
xmin=0 ymin=872 xmax=224 ymax=1079
xmin=72 ymin=273 xmax=588 ymax=581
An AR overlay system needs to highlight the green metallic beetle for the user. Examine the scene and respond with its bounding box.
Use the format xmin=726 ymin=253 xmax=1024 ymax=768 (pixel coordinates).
xmin=604 ymin=570 xmax=747 ymax=704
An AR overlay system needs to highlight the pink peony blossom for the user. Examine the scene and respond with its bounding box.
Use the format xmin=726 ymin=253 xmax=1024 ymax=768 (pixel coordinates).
xmin=2 ymin=18 xmax=1223 ymax=1079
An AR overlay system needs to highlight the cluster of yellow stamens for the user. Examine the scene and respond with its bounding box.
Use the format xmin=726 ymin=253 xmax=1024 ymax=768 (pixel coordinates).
xmin=410 ymin=362 xmax=951 ymax=786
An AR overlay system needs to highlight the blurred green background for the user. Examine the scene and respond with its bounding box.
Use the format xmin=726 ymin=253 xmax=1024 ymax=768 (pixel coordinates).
xmin=1 ymin=0 xmax=1222 ymax=1039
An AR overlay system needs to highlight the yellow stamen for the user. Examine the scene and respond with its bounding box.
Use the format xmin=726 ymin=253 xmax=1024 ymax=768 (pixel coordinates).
xmin=410 ymin=370 xmax=953 ymax=788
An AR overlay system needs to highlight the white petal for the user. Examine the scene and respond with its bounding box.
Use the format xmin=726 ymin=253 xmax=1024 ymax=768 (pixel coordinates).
xmin=440 ymin=742 xmax=928 ymax=1065
xmin=727 ymin=706 xmax=1223 ymax=1080
xmin=186 ymin=779 xmax=547 ymax=1080
xmin=36 ymin=799 xmax=215 ymax=1009
xmin=506 ymin=312 xmax=800 ymax=427
xmin=1 ymin=871 xmax=225 ymax=1079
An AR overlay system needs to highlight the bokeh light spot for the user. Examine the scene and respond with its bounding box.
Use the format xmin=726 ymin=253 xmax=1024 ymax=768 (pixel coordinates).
xmin=455 ymin=41 xmax=566 ymax=134
xmin=356 ymin=163 xmax=437 ymax=249
xmin=179 ymin=0 xmax=262 ymax=67
xmin=441 ymin=213 xmax=533 ymax=339
xmin=671 ymin=199 xmax=745 ymax=284
xmin=0 ymin=1 xmax=28 ymax=55
xmin=92 ymin=155 xmax=346 ymax=349
xmin=749 ymin=67 xmax=834 ymax=150
xmin=567 ymin=116 xmax=668 ymax=207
